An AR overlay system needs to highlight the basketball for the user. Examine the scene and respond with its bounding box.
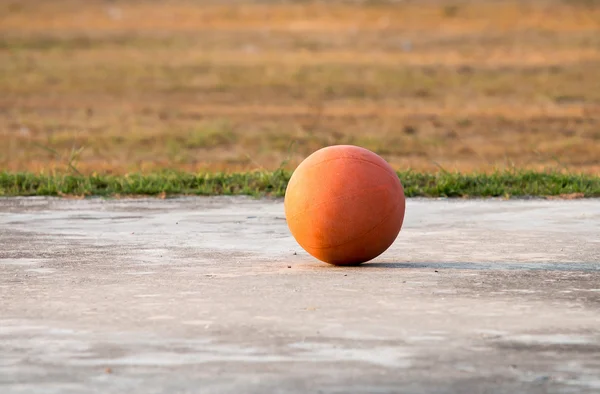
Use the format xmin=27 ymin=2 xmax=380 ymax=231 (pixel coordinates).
xmin=284 ymin=145 xmax=406 ymax=266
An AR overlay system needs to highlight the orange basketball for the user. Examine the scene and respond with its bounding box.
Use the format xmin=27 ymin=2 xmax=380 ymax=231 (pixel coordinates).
xmin=284 ymin=145 xmax=406 ymax=266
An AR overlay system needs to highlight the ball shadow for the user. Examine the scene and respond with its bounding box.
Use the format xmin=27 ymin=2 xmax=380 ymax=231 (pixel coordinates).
xmin=363 ymin=261 xmax=599 ymax=271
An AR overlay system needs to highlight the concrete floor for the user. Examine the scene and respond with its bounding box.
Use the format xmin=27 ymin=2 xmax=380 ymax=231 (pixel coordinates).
xmin=1 ymin=196 xmax=599 ymax=394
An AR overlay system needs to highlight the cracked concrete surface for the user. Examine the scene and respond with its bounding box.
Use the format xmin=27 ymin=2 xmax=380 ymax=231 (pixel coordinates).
xmin=1 ymin=197 xmax=599 ymax=393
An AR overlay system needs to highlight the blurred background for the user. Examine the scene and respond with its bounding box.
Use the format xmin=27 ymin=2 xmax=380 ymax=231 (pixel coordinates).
xmin=1 ymin=0 xmax=599 ymax=175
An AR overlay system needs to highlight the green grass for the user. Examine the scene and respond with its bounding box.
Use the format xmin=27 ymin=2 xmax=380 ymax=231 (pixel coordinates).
xmin=1 ymin=170 xmax=599 ymax=198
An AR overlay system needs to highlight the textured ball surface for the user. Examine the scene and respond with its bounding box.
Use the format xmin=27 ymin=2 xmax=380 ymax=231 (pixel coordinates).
xmin=284 ymin=145 xmax=405 ymax=266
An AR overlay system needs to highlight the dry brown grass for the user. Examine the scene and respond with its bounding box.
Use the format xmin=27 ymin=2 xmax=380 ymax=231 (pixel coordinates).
xmin=1 ymin=0 xmax=600 ymax=174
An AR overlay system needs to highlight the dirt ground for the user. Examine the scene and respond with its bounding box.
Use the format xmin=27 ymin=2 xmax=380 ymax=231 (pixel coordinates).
xmin=1 ymin=0 xmax=600 ymax=174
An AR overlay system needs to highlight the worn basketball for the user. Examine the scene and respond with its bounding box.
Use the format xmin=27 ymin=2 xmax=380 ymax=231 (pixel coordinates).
xmin=284 ymin=145 xmax=406 ymax=265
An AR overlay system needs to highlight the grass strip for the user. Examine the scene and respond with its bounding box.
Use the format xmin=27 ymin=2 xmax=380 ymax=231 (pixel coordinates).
xmin=1 ymin=170 xmax=599 ymax=198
